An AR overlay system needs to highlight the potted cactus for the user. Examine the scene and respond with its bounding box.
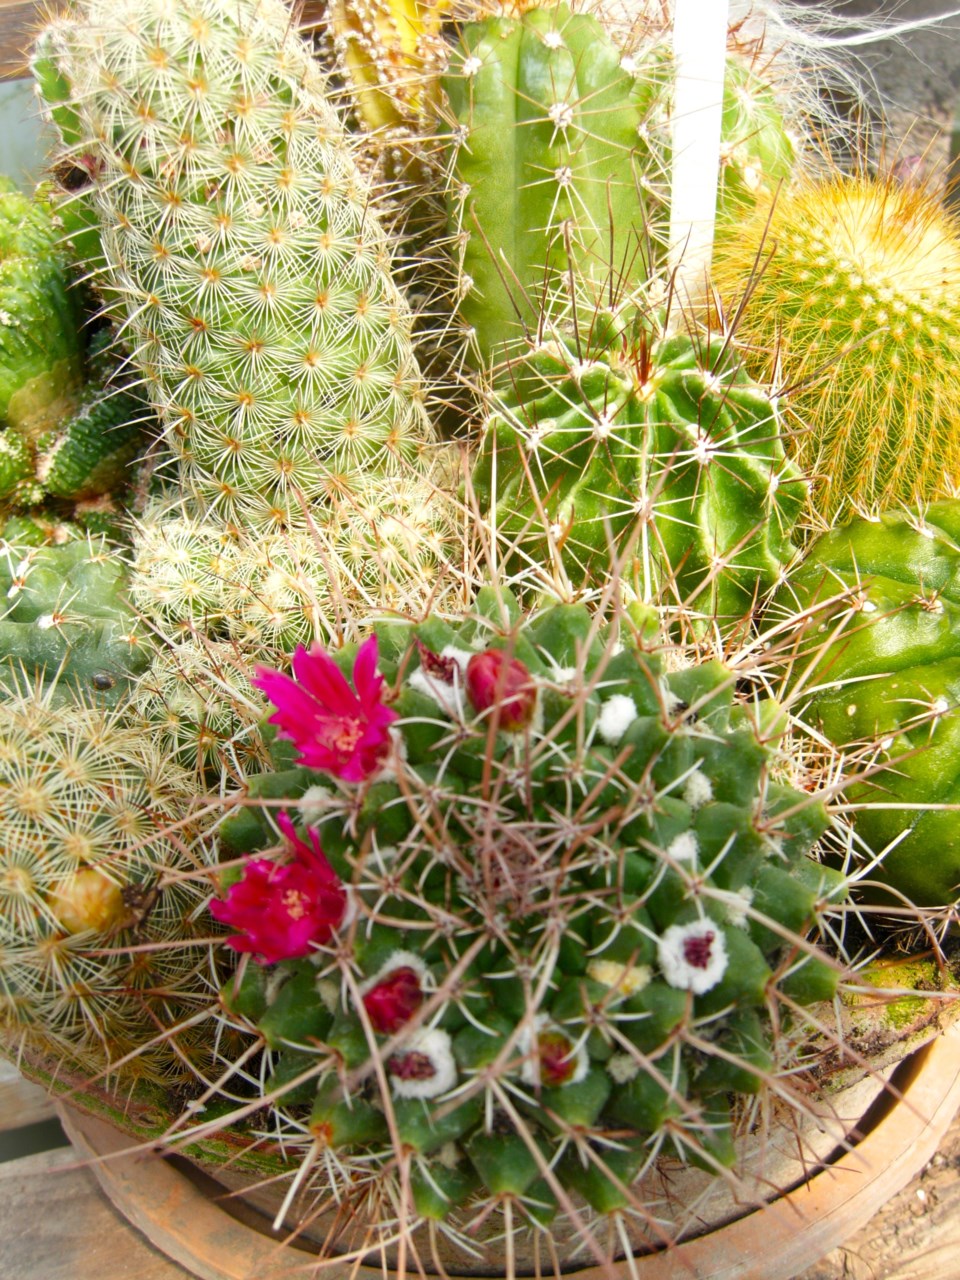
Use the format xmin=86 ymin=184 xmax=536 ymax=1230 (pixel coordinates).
xmin=3 ymin=0 xmax=960 ymax=1278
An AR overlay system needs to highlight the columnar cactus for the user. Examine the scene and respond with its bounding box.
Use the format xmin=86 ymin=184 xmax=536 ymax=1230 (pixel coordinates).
xmin=0 ymin=674 xmax=213 ymax=1077
xmin=443 ymin=7 xmax=797 ymax=373
xmin=205 ymin=592 xmax=844 ymax=1261
xmin=773 ymin=500 xmax=960 ymax=907
xmin=711 ymin=175 xmax=960 ymax=522
xmin=472 ymin=329 xmax=806 ymax=622
xmin=39 ymin=0 xmax=449 ymax=540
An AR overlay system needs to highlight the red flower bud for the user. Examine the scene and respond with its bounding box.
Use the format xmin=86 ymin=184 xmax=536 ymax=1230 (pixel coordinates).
xmin=362 ymin=965 xmax=424 ymax=1034
xmin=537 ymin=1030 xmax=579 ymax=1087
xmin=466 ymin=648 xmax=537 ymax=731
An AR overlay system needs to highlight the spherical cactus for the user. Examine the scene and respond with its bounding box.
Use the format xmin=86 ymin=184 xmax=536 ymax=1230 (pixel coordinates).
xmin=37 ymin=0 xmax=445 ymax=536
xmin=773 ymin=500 xmax=960 ymax=907
xmin=471 ymin=329 xmax=806 ymax=624
xmin=711 ymin=175 xmax=960 ymax=522
xmin=0 ymin=534 xmax=152 ymax=706
xmin=206 ymin=591 xmax=846 ymax=1263
xmin=0 ymin=674 xmax=214 ymax=1077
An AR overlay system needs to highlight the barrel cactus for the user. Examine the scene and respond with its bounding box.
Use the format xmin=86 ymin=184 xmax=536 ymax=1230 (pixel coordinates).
xmin=472 ymin=329 xmax=806 ymax=623
xmin=0 ymin=673 xmax=213 ymax=1078
xmin=199 ymin=590 xmax=845 ymax=1263
xmin=773 ymin=501 xmax=960 ymax=907
xmin=711 ymin=175 xmax=960 ymax=522
xmin=0 ymin=535 xmax=151 ymax=706
xmin=38 ymin=0 xmax=450 ymax=545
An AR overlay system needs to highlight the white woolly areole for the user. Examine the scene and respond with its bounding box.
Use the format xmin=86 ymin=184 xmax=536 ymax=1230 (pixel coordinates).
xmin=358 ymin=950 xmax=433 ymax=998
xmin=518 ymin=1015 xmax=590 ymax=1087
xmin=388 ymin=1028 xmax=458 ymax=1100
xmin=658 ymin=921 xmax=728 ymax=996
xmin=666 ymin=832 xmax=699 ymax=864
xmin=683 ymin=770 xmax=713 ymax=809
xmin=607 ymin=1053 xmax=641 ymax=1084
xmin=722 ymin=886 xmax=754 ymax=929
xmin=597 ymin=694 xmax=639 ymax=744
xmin=298 ymin=784 xmax=335 ymax=825
xmin=407 ymin=646 xmax=472 ymax=718
xmin=587 ymin=959 xmax=652 ymax=997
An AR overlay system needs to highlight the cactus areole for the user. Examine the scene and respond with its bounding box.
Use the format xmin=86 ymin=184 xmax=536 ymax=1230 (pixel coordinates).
xmin=778 ymin=501 xmax=960 ymax=907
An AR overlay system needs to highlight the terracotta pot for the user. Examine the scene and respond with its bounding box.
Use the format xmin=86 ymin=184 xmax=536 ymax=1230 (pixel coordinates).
xmin=54 ymin=1020 xmax=960 ymax=1280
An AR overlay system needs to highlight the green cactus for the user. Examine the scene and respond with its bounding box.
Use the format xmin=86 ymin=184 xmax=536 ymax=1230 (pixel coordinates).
xmin=0 ymin=180 xmax=83 ymax=435
xmin=206 ymin=591 xmax=845 ymax=1261
xmin=34 ymin=378 xmax=147 ymax=503
xmin=711 ymin=175 xmax=960 ymax=522
xmin=774 ymin=500 xmax=960 ymax=907
xmin=0 ymin=535 xmax=152 ymax=706
xmin=0 ymin=673 xmax=213 ymax=1079
xmin=443 ymin=9 xmax=796 ymax=373
xmin=38 ymin=0 xmax=449 ymax=543
xmin=472 ymin=329 xmax=806 ymax=622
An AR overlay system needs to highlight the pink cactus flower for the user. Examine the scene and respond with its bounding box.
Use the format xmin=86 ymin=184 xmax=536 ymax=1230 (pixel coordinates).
xmin=465 ymin=648 xmax=537 ymax=731
xmin=210 ymin=812 xmax=347 ymax=964
xmin=253 ymin=635 xmax=397 ymax=782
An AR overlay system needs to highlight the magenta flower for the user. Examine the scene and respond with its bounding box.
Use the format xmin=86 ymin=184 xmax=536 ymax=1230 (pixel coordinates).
xmin=210 ymin=812 xmax=347 ymax=964
xmin=253 ymin=635 xmax=398 ymax=782
xmin=466 ymin=648 xmax=537 ymax=731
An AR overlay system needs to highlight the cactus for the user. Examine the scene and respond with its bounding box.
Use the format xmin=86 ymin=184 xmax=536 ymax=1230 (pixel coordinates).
xmin=472 ymin=328 xmax=806 ymax=622
xmin=0 ymin=180 xmax=83 ymax=435
xmin=710 ymin=175 xmax=960 ymax=523
xmin=443 ymin=8 xmax=797 ymax=373
xmin=38 ymin=0 xmax=449 ymax=543
xmin=0 ymin=673 xmax=214 ymax=1078
xmin=773 ymin=500 xmax=960 ymax=907
xmin=201 ymin=590 xmax=846 ymax=1262
xmin=0 ymin=535 xmax=152 ymax=706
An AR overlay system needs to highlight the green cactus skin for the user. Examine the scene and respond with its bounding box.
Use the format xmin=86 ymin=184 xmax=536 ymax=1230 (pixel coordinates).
xmin=775 ymin=501 xmax=960 ymax=907
xmin=711 ymin=177 xmax=960 ymax=522
xmin=0 ymin=674 xmax=213 ymax=1079
xmin=40 ymin=0 xmax=444 ymax=536
xmin=0 ymin=536 xmax=151 ymax=706
xmin=444 ymin=4 xmax=653 ymax=371
xmin=0 ymin=432 xmax=32 ymax=501
xmin=210 ymin=592 xmax=843 ymax=1254
xmin=0 ymin=180 xmax=83 ymax=435
xmin=472 ymin=331 xmax=806 ymax=622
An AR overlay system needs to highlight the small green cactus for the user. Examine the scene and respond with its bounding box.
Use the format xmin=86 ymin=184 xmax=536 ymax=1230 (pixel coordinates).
xmin=472 ymin=329 xmax=806 ymax=622
xmin=773 ymin=500 xmax=960 ymax=907
xmin=0 ymin=180 xmax=83 ymax=435
xmin=0 ymin=674 xmax=213 ymax=1078
xmin=711 ymin=175 xmax=960 ymax=522
xmin=206 ymin=591 xmax=845 ymax=1261
xmin=0 ymin=535 xmax=151 ymax=706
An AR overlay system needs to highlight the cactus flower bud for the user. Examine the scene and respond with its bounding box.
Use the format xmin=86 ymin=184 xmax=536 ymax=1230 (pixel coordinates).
xmin=466 ymin=648 xmax=537 ymax=730
xmin=363 ymin=965 xmax=425 ymax=1034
